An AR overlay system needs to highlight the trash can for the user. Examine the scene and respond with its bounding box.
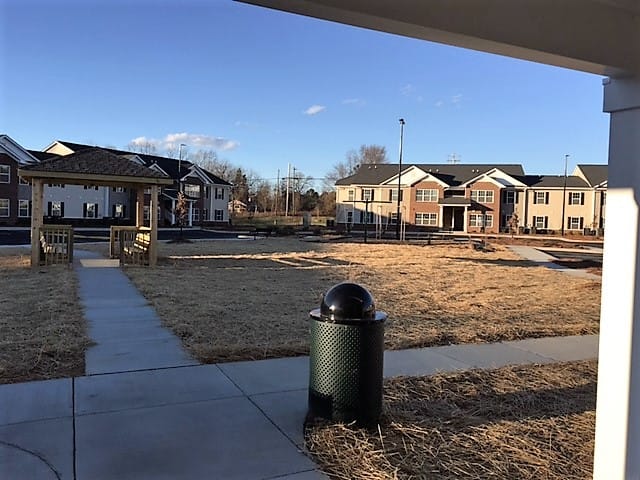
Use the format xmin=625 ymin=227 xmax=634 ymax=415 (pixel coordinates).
xmin=308 ymin=282 xmax=387 ymax=427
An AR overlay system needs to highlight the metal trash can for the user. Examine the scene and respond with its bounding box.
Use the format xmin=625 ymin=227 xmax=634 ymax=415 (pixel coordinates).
xmin=308 ymin=282 xmax=387 ymax=427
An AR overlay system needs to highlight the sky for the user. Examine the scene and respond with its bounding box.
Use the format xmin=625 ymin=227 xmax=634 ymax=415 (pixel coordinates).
xmin=1 ymin=0 xmax=610 ymax=188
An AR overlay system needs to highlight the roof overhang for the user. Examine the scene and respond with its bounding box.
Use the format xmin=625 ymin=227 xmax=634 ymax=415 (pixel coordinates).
xmin=238 ymin=0 xmax=640 ymax=77
xmin=17 ymin=169 xmax=174 ymax=187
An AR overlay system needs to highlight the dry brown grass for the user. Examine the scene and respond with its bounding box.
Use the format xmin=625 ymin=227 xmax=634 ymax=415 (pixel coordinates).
xmin=0 ymin=248 xmax=90 ymax=384
xmin=120 ymin=238 xmax=601 ymax=363
xmin=306 ymin=360 xmax=597 ymax=479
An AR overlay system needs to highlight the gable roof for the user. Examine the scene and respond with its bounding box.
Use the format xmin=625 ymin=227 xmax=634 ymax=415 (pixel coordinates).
xmin=576 ymin=164 xmax=608 ymax=187
xmin=50 ymin=140 xmax=231 ymax=186
xmin=0 ymin=135 xmax=40 ymax=165
xmin=20 ymin=148 xmax=171 ymax=183
xmin=336 ymin=163 xmax=525 ymax=187
xmin=522 ymin=175 xmax=591 ymax=188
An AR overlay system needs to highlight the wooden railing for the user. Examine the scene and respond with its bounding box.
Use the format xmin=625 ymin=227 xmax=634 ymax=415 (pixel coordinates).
xmin=39 ymin=225 xmax=74 ymax=266
xmin=110 ymin=226 xmax=151 ymax=265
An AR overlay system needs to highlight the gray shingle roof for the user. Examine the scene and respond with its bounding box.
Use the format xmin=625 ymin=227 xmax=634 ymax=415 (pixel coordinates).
xmin=335 ymin=163 xmax=525 ymax=186
xmin=577 ymin=164 xmax=608 ymax=187
xmin=21 ymin=148 xmax=169 ymax=179
xmin=522 ymin=175 xmax=590 ymax=188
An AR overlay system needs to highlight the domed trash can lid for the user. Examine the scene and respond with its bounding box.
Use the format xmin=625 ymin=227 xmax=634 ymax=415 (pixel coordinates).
xmin=310 ymin=282 xmax=387 ymax=325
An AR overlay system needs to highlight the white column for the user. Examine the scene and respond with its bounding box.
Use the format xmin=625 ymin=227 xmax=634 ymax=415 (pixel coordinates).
xmin=594 ymin=77 xmax=640 ymax=479
xmin=171 ymin=199 xmax=176 ymax=225
xmin=149 ymin=185 xmax=158 ymax=267
xmin=188 ymin=201 xmax=193 ymax=227
xmin=103 ymin=186 xmax=110 ymax=219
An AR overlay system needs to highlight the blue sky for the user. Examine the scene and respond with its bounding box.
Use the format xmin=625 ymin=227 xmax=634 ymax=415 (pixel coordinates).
xmin=1 ymin=0 xmax=609 ymax=186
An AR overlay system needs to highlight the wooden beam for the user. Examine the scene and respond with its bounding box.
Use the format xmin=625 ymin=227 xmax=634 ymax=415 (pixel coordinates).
xmin=30 ymin=179 xmax=43 ymax=268
xmin=136 ymin=187 xmax=145 ymax=228
xmin=17 ymin=170 xmax=173 ymax=186
xmin=149 ymin=185 xmax=158 ymax=267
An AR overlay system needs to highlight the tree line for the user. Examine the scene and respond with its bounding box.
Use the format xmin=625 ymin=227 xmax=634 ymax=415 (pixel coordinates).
xmin=127 ymin=140 xmax=389 ymax=216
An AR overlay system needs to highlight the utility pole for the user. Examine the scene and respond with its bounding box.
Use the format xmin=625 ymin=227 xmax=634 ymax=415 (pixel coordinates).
xmin=178 ymin=143 xmax=187 ymax=192
xmin=396 ymin=118 xmax=405 ymax=241
xmin=275 ymin=169 xmax=280 ymax=218
xmin=561 ymin=154 xmax=569 ymax=236
xmin=285 ymin=163 xmax=290 ymax=217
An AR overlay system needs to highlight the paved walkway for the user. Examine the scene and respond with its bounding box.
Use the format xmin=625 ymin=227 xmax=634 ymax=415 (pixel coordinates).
xmin=508 ymin=245 xmax=602 ymax=280
xmin=0 ymin=248 xmax=600 ymax=480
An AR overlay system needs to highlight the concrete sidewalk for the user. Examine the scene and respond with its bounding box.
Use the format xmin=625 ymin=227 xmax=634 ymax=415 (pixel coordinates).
xmin=508 ymin=245 xmax=602 ymax=280
xmin=0 ymin=334 xmax=599 ymax=480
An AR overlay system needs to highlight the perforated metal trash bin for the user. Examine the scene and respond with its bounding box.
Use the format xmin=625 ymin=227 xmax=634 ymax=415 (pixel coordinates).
xmin=308 ymin=282 xmax=387 ymax=427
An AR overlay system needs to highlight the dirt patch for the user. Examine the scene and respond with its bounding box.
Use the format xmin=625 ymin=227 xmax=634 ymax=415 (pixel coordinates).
xmin=0 ymin=248 xmax=90 ymax=384
xmin=306 ymin=360 xmax=596 ymax=479
xmin=120 ymin=238 xmax=601 ymax=363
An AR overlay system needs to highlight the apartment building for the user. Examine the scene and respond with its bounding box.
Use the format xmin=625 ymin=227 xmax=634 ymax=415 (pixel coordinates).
xmin=335 ymin=163 xmax=607 ymax=235
xmin=0 ymin=135 xmax=232 ymax=227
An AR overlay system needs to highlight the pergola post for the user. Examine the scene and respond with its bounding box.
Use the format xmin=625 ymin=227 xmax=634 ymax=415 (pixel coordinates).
xmin=149 ymin=185 xmax=159 ymax=267
xmin=30 ymin=179 xmax=44 ymax=268
xmin=594 ymin=77 xmax=640 ymax=479
xmin=136 ymin=187 xmax=145 ymax=228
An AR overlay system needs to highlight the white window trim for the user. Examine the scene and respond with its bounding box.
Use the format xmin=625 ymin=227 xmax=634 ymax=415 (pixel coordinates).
xmin=415 ymin=212 xmax=437 ymax=225
xmin=18 ymin=199 xmax=30 ymax=218
xmin=471 ymin=190 xmax=494 ymax=204
xmin=0 ymin=165 xmax=9 ymax=184
xmin=469 ymin=213 xmax=493 ymax=228
xmin=416 ymin=189 xmax=438 ymax=202
xmin=0 ymin=199 xmax=9 ymax=217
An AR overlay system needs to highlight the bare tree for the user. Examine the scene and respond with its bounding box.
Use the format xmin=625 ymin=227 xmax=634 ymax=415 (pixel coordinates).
xmin=174 ymin=191 xmax=188 ymax=240
xmin=127 ymin=141 xmax=157 ymax=155
xmin=508 ymin=213 xmax=520 ymax=237
xmin=189 ymin=150 xmax=235 ymax=182
xmin=324 ymin=144 xmax=389 ymax=191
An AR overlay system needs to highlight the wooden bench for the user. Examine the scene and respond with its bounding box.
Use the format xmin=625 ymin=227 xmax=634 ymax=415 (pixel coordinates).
xmin=118 ymin=228 xmax=151 ymax=266
xmin=39 ymin=225 xmax=73 ymax=266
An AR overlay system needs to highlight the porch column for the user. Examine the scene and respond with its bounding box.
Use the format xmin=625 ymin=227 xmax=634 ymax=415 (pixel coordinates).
xmin=30 ymin=179 xmax=44 ymax=268
xmin=188 ymin=201 xmax=193 ymax=227
xmin=136 ymin=187 xmax=145 ymax=228
xmin=463 ymin=207 xmax=468 ymax=233
xmin=438 ymin=205 xmax=443 ymax=229
xmin=593 ymin=77 xmax=640 ymax=479
xmin=171 ymin=199 xmax=176 ymax=225
xmin=149 ymin=185 xmax=158 ymax=267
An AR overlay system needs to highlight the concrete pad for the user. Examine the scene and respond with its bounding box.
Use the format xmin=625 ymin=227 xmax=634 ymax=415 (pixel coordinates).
xmin=507 ymin=334 xmax=599 ymax=362
xmin=75 ymin=397 xmax=316 ymax=480
xmin=82 ymin=305 xmax=160 ymax=323
xmin=434 ymin=342 xmax=554 ymax=369
xmin=79 ymin=258 xmax=120 ymax=267
xmin=219 ymin=356 xmax=309 ymax=396
xmin=0 ymin=378 xmax=72 ymax=426
xmin=251 ymin=389 xmax=308 ymax=448
xmin=0 ymin=417 xmax=74 ymax=480
xmin=88 ymin=322 xmax=174 ymax=343
xmin=76 ymin=364 xmax=242 ymax=415
xmin=383 ymin=348 xmax=470 ymax=378
xmin=85 ymin=337 xmax=198 ymax=375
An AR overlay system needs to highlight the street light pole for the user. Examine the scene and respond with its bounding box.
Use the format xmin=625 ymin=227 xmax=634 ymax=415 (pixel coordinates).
xmin=396 ymin=118 xmax=405 ymax=241
xmin=561 ymin=154 xmax=569 ymax=236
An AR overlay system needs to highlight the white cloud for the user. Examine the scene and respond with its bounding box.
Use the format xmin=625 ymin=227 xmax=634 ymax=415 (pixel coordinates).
xmin=435 ymin=100 xmax=445 ymax=108
xmin=304 ymin=104 xmax=326 ymax=116
xmin=451 ymin=94 xmax=463 ymax=104
xmin=342 ymin=98 xmax=366 ymax=107
xmin=400 ymin=84 xmax=415 ymax=96
xmin=129 ymin=132 xmax=239 ymax=152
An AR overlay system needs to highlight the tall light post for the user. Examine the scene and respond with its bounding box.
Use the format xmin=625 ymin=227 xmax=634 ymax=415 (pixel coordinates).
xmin=178 ymin=143 xmax=187 ymax=192
xmin=561 ymin=154 xmax=569 ymax=236
xmin=396 ymin=118 xmax=405 ymax=241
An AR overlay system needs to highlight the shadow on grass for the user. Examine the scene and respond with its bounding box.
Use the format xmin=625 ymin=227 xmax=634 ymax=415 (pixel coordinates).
xmin=443 ymin=255 xmax=541 ymax=268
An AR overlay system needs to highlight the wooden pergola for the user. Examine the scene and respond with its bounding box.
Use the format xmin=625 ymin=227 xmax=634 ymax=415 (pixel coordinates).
xmin=18 ymin=148 xmax=173 ymax=268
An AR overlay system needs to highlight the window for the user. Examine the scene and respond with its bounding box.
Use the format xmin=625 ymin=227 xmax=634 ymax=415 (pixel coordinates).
xmin=469 ymin=213 xmax=493 ymax=228
xmin=361 ymin=189 xmax=374 ymax=201
xmin=143 ymin=206 xmax=150 ymax=221
xmin=83 ymin=185 xmax=99 ymax=190
xmin=503 ymin=190 xmax=516 ymax=204
xmin=19 ymin=177 xmax=30 ymax=185
xmin=533 ymin=216 xmax=548 ymax=229
xmin=534 ymin=191 xmax=549 ymax=204
xmin=214 ymin=209 xmax=224 ymax=221
xmin=359 ymin=211 xmax=374 ymax=223
xmin=567 ymin=216 xmax=584 ymax=230
xmin=390 ymin=212 xmax=398 ymax=225
xmin=192 ymin=208 xmax=200 ymax=222
xmin=205 ymin=187 xmax=210 ymax=199
xmin=0 ymin=199 xmax=8 ymax=217
xmin=389 ymin=189 xmax=403 ymax=202
xmin=184 ymin=184 xmax=200 ymax=198
xmin=113 ymin=204 xmax=125 ymax=218
xmin=48 ymin=183 xmax=65 ymax=188
xmin=18 ymin=200 xmax=30 ymax=218
xmin=347 ymin=189 xmax=355 ymax=201
xmin=83 ymin=203 xmax=98 ymax=218
xmin=569 ymin=192 xmax=585 ymax=205
xmin=0 ymin=165 xmax=9 ymax=183
xmin=215 ymin=188 xmax=225 ymax=200
xmin=144 ymin=187 xmax=151 ymax=194
xmin=346 ymin=211 xmax=353 ymax=224
xmin=49 ymin=201 xmax=63 ymax=217
xmin=470 ymin=190 xmax=494 ymax=203
xmin=202 ymin=209 xmax=209 ymax=221
xmin=112 ymin=187 xmax=126 ymax=193
xmin=415 ymin=212 xmax=437 ymax=225
xmin=416 ymin=189 xmax=438 ymax=202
